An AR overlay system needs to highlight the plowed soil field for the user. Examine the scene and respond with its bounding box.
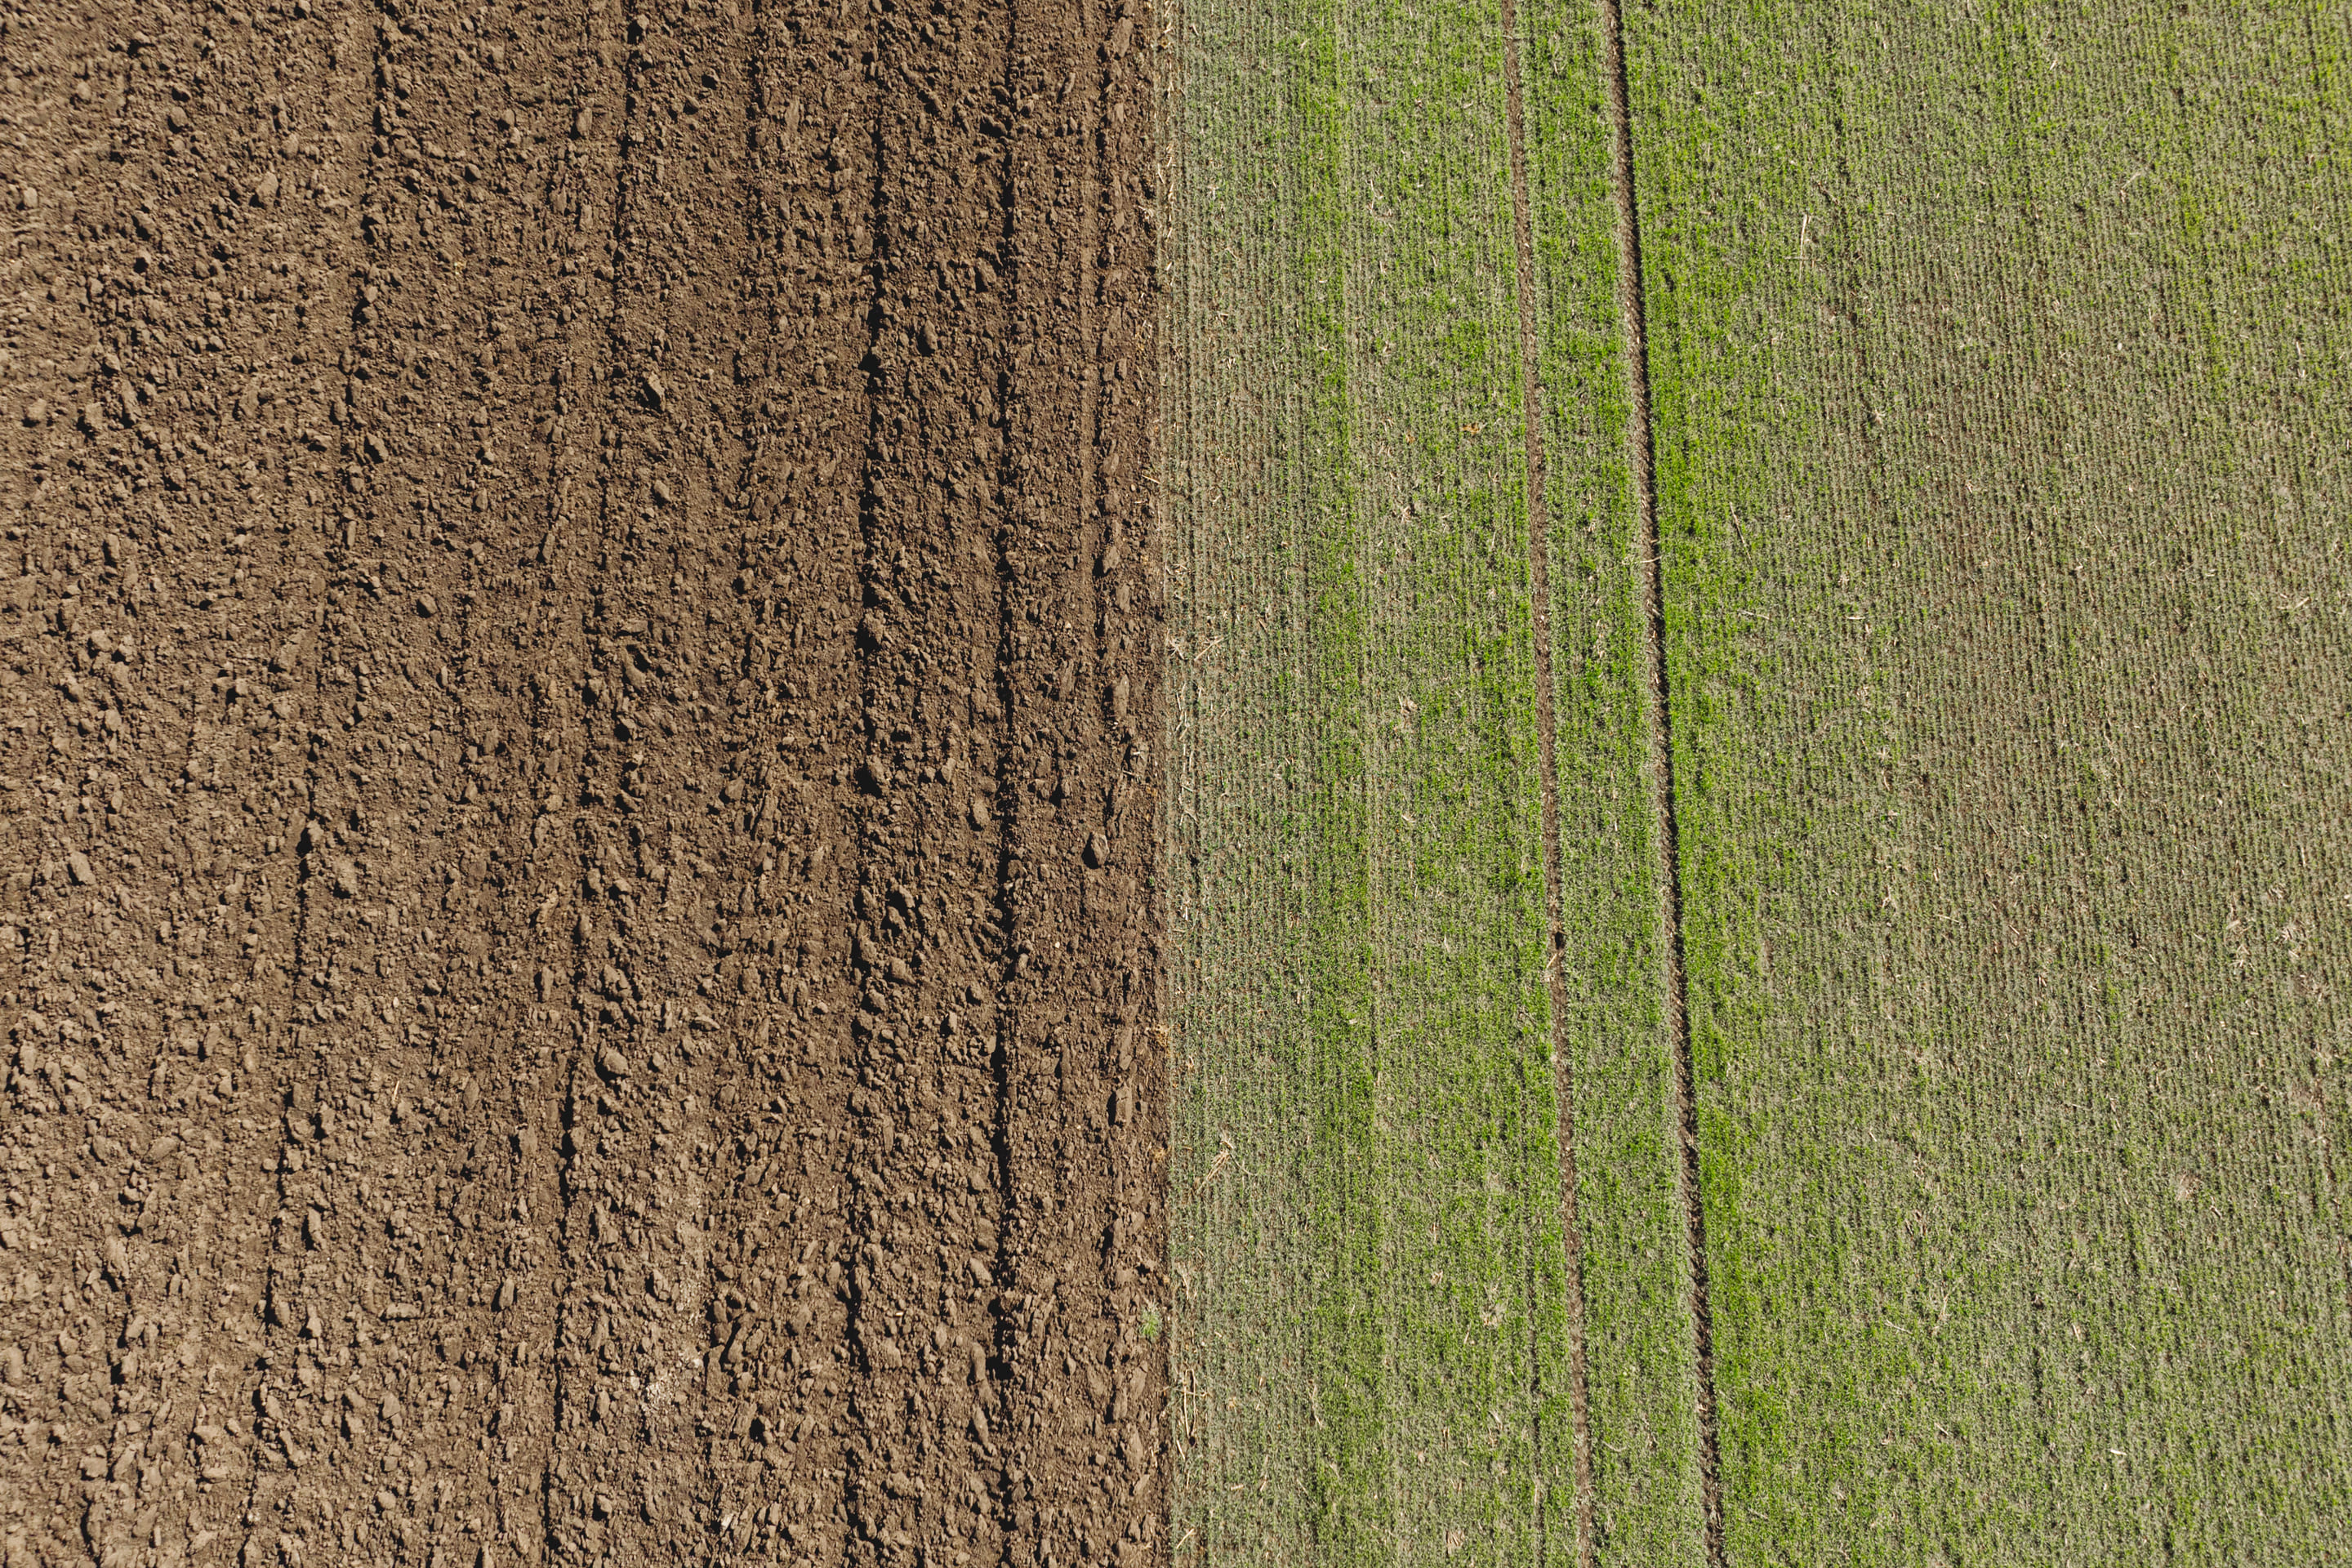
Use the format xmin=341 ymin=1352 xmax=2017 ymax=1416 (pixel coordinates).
xmin=0 ymin=2 xmax=1169 ymax=1566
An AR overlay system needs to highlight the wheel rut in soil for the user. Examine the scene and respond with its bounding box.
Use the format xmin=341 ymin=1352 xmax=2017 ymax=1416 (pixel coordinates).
xmin=0 ymin=1 xmax=1165 ymax=1565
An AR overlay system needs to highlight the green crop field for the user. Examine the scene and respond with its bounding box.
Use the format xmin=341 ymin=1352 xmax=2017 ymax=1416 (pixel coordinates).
xmin=1157 ymin=0 xmax=2352 ymax=1561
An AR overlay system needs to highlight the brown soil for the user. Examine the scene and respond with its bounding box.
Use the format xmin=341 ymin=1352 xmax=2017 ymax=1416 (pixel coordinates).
xmin=0 ymin=0 xmax=1166 ymax=1563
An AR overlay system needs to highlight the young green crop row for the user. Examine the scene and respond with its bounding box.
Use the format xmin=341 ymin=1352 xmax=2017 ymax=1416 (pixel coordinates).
xmin=1159 ymin=0 xmax=2352 ymax=1561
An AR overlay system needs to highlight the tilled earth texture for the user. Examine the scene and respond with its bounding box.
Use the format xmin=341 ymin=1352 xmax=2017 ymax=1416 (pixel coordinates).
xmin=0 ymin=0 xmax=1168 ymax=1565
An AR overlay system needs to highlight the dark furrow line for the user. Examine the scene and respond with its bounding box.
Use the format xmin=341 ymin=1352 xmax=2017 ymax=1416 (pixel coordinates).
xmin=516 ymin=76 xmax=608 ymax=1562
xmin=1495 ymin=3 xmax=1599 ymax=1564
xmin=563 ymin=0 xmax=640 ymax=1307
xmin=529 ymin=18 xmax=611 ymax=1546
xmin=845 ymin=0 xmax=895 ymax=1487
xmin=981 ymin=355 xmax=1022 ymax=1565
xmin=1592 ymin=1 xmax=1726 ymax=1560
xmin=1076 ymin=1 xmax=1102 ymax=612
xmin=259 ymin=0 xmax=378 ymax=1361
xmin=542 ymin=0 xmax=646 ymax=1545
xmin=231 ymin=7 xmax=369 ymax=1551
xmin=695 ymin=0 xmax=782 ymax=1545
xmin=982 ymin=16 xmax=1027 ymax=1555
xmin=247 ymin=0 xmax=381 ymax=1541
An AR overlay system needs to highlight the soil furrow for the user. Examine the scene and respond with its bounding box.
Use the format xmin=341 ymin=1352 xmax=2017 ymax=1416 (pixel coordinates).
xmin=512 ymin=12 xmax=635 ymax=1561
xmin=985 ymin=2 xmax=1167 ymax=1565
xmin=831 ymin=0 xmax=1022 ymax=1563
xmin=686 ymin=2 xmax=880 ymax=1562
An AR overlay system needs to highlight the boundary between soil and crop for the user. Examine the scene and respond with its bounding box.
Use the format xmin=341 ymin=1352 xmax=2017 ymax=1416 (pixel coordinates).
xmin=1497 ymin=2 xmax=1599 ymax=1564
xmin=1591 ymin=0 xmax=1728 ymax=1561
